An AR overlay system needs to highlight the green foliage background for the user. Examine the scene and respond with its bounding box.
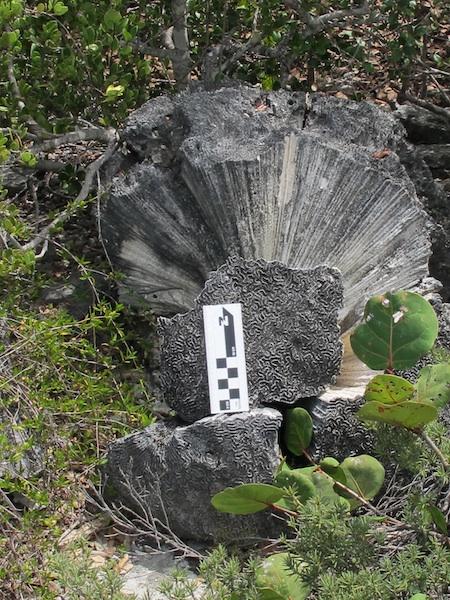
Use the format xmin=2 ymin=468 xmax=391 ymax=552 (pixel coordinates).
xmin=1 ymin=0 xmax=448 ymax=138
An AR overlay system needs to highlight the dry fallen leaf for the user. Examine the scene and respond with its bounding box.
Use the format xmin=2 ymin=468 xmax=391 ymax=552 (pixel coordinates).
xmin=47 ymin=581 xmax=60 ymax=593
xmin=372 ymin=148 xmax=392 ymax=160
xmin=90 ymin=550 xmax=111 ymax=568
xmin=115 ymin=554 xmax=132 ymax=574
xmin=254 ymin=99 xmax=269 ymax=112
xmin=385 ymin=87 xmax=397 ymax=102
xmin=58 ymin=514 xmax=110 ymax=548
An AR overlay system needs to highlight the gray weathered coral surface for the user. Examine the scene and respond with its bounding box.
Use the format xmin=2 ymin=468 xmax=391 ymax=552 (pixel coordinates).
xmin=105 ymin=408 xmax=282 ymax=542
xmin=159 ymin=256 xmax=343 ymax=423
xmin=306 ymin=396 xmax=375 ymax=462
xmin=102 ymin=87 xmax=431 ymax=330
xmin=101 ymin=89 xmax=438 ymax=544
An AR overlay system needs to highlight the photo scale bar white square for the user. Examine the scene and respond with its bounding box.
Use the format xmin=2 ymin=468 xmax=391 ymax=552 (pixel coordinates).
xmin=203 ymin=303 xmax=249 ymax=415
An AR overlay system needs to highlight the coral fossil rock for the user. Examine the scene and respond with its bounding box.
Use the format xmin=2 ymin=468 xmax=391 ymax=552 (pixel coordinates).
xmin=159 ymin=257 xmax=343 ymax=423
xmin=105 ymin=408 xmax=283 ymax=542
xmin=102 ymin=87 xmax=431 ymax=332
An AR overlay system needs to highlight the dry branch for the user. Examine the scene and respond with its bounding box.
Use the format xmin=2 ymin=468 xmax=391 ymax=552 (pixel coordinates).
xmin=162 ymin=25 xmax=176 ymax=50
xmin=132 ymin=0 xmax=192 ymax=86
xmin=217 ymin=9 xmax=263 ymax=78
xmin=1 ymin=132 xmax=118 ymax=256
xmin=34 ymin=159 xmax=66 ymax=173
xmin=22 ymin=136 xmax=118 ymax=252
xmin=6 ymin=56 xmax=23 ymax=106
xmin=130 ymin=40 xmax=177 ymax=60
xmin=7 ymin=55 xmax=52 ymax=140
xmin=219 ymin=31 xmax=263 ymax=75
xmin=86 ymin=472 xmax=204 ymax=560
xmin=284 ymin=0 xmax=371 ymax=36
xmin=36 ymin=127 xmax=117 ymax=152
xmin=203 ymin=1 xmax=374 ymax=81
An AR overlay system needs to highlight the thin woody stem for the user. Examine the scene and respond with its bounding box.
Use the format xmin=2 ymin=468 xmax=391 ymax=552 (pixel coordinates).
xmin=332 ymin=479 xmax=386 ymax=517
xmin=302 ymin=451 xmax=403 ymax=525
xmin=417 ymin=430 xmax=450 ymax=471
xmin=269 ymin=503 xmax=298 ymax=517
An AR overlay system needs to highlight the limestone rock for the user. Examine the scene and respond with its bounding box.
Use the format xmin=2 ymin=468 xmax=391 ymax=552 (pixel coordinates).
xmin=102 ymin=87 xmax=431 ymax=331
xmin=121 ymin=551 xmax=205 ymax=599
xmin=306 ymin=396 xmax=375 ymax=462
xmin=105 ymin=408 xmax=282 ymax=542
xmin=395 ymin=145 xmax=450 ymax=302
xmin=158 ymin=257 xmax=343 ymax=423
xmin=306 ymin=94 xmax=405 ymax=151
xmin=394 ymin=104 xmax=450 ymax=145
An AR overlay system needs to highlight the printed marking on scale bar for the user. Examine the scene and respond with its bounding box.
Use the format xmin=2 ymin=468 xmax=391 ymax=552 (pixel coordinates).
xmin=203 ymin=303 xmax=249 ymax=415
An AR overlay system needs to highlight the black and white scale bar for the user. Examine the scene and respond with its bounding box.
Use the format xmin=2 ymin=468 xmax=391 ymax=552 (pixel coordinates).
xmin=203 ymin=303 xmax=249 ymax=415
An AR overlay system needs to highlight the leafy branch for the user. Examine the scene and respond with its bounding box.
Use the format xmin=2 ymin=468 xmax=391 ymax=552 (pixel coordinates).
xmin=350 ymin=291 xmax=450 ymax=471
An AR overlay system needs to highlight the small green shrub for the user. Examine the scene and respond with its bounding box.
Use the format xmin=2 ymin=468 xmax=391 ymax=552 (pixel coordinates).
xmin=316 ymin=540 xmax=450 ymax=600
xmin=160 ymin=500 xmax=450 ymax=599
xmin=159 ymin=545 xmax=260 ymax=600
xmin=48 ymin=544 xmax=134 ymax=600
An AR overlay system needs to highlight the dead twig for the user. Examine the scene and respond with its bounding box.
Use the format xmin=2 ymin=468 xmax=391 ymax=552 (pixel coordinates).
xmin=21 ymin=135 xmax=118 ymax=254
xmin=131 ymin=39 xmax=177 ymax=60
xmin=85 ymin=470 xmax=204 ymax=560
xmin=170 ymin=0 xmax=192 ymax=87
xmin=418 ymin=430 xmax=450 ymax=471
xmin=429 ymin=73 xmax=450 ymax=107
xmin=284 ymin=0 xmax=371 ymax=36
xmin=35 ymin=127 xmax=116 ymax=152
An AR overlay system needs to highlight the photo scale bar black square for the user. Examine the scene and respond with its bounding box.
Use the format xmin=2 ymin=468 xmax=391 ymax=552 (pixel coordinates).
xmin=216 ymin=358 xmax=227 ymax=368
xmin=227 ymin=368 xmax=238 ymax=378
xmin=229 ymin=389 xmax=240 ymax=399
xmin=218 ymin=379 xmax=229 ymax=389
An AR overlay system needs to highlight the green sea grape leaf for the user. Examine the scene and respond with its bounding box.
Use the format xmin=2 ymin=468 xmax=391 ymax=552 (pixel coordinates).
xmin=298 ymin=467 xmax=350 ymax=509
xmin=274 ymin=458 xmax=290 ymax=480
xmin=52 ymin=1 xmax=68 ymax=15
xmin=338 ymin=455 xmax=385 ymax=509
xmin=274 ymin=466 xmax=316 ymax=504
xmin=357 ymin=400 xmax=437 ymax=430
xmin=416 ymin=364 xmax=450 ymax=408
xmin=284 ymin=408 xmax=313 ymax=455
xmin=319 ymin=457 xmax=347 ymax=486
xmin=350 ymin=291 xmax=438 ymax=370
xmin=310 ymin=471 xmax=350 ymax=509
xmin=256 ymin=553 xmax=310 ymax=600
xmin=105 ymin=83 xmax=125 ymax=102
xmin=211 ymin=483 xmax=284 ymax=515
xmin=320 ymin=457 xmax=339 ymax=469
xmin=365 ymin=374 xmax=415 ymax=404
